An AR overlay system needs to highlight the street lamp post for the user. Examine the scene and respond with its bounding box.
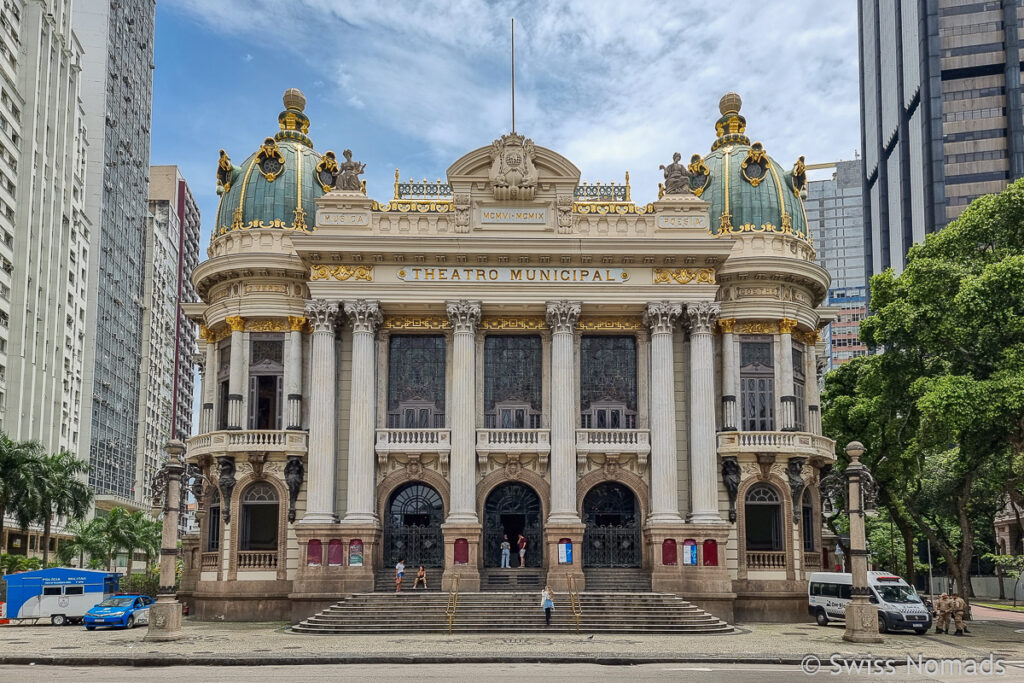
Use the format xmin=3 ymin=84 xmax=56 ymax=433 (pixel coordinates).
xmin=145 ymin=440 xmax=186 ymax=642
xmin=841 ymin=440 xmax=882 ymax=644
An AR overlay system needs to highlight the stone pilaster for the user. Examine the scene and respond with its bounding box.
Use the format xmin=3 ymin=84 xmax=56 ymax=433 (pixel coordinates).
xmin=718 ymin=318 xmax=738 ymax=431
xmin=199 ymin=335 xmax=215 ymax=432
xmin=300 ymin=300 xmax=339 ymax=524
xmin=806 ymin=335 xmax=822 ymax=434
xmin=285 ymin=316 xmax=305 ymax=430
xmin=342 ymin=299 xmax=382 ymax=525
xmin=545 ymin=300 xmax=581 ymax=524
xmin=445 ymin=300 xmax=481 ymax=523
xmin=779 ymin=318 xmax=797 ymax=431
xmin=643 ymin=301 xmax=684 ymax=524
xmin=686 ymin=302 xmax=723 ymax=524
xmin=225 ymin=316 xmax=245 ymax=429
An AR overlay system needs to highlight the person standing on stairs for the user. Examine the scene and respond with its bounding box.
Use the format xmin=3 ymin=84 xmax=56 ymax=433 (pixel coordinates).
xmin=541 ymin=585 xmax=555 ymax=627
xmin=518 ymin=533 xmax=527 ymax=568
xmin=395 ymin=559 xmax=405 ymax=592
xmin=500 ymin=534 xmax=511 ymax=568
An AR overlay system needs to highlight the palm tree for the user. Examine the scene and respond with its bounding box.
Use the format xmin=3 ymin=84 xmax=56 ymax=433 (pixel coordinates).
xmin=136 ymin=516 xmax=162 ymax=573
xmin=27 ymin=450 xmax=92 ymax=565
xmin=61 ymin=518 xmax=105 ymax=568
xmin=123 ymin=510 xmax=155 ymax=576
xmin=0 ymin=433 xmax=43 ymax=548
xmin=97 ymin=506 xmax=131 ymax=571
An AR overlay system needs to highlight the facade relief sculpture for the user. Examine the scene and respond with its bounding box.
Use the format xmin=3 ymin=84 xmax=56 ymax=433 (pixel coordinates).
xmin=488 ymin=132 xmax=537 ymax=200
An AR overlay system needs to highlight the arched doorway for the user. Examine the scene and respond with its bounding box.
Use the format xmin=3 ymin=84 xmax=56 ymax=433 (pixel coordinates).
xmin=582 ymin=482 xmax=641 ymax=568
xmin=383 ymin=483 xmax=444 ymax=568
xmin=483 ymin=483 xmax=543 ymax=568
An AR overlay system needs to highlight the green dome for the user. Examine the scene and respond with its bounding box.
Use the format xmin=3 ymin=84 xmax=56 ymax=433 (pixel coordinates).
xmin=213 ymin=89 xmax=330 ymax=238
xmin=689 ymin=93 xmax=811 ymax=243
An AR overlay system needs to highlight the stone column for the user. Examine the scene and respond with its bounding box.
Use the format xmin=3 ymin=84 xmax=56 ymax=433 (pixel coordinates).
xmin=300 ymin=300 xmax=340 ymax=524
xmin=285 ymin=316 xmax=305 ymax=430
xmin=145 ymin=441 xmax=185 ymax=642
xmin=342 ymin=299 xmax=382 ymax=524
xmin=196 ymin=334 xmax=212 ymax=433
xmin=718 ymin=318 xmax=738 ymax=431
xmin=806 ymin=332 xmax=823 ymax=434
xmin=643 ymin=301 xmax=684 ymax=523
xmin=686 ymin=302 xmax=723 ymax=524
xmin=779 ymin=318 xmax=798 ymax=431
xmin=545 ymin=300 xmax=582 ymax=524
xmin=445 ymin=300 xmax=481 ymax=523
xmin=225 ymin=316 xmax=246 ymax=430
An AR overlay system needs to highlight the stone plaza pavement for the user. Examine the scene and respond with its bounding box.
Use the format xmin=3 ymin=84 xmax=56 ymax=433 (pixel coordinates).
xmin=0 ymin=607 xmax=1022 ymax=666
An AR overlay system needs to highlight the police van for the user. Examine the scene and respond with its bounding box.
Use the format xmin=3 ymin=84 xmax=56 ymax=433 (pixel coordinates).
xmin=808 ymin=571 xmax=932 ymax=634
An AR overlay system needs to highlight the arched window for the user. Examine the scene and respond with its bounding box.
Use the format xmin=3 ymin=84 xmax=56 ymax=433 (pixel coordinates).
xmin=206 ymin=488 xmax=221 ymax=552
xmin=744 ymin=484 xmax=782 ymax=551
xmin=240 ymin=482 xmax=279 ymax=551
xmin=802 ymin=488 xmax=815 ymax=551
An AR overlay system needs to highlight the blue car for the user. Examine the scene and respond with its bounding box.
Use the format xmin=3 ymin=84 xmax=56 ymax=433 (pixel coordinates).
xmin=83 ymin=594 xmax=154 ymax=630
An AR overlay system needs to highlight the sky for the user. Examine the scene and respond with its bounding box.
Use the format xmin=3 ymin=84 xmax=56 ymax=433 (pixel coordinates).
xmin=150 ymin=1 xmax=861 ymax=248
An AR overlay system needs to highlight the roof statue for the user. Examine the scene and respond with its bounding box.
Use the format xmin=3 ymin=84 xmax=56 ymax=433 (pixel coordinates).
xmin=338 ymin=149 xmax=365 ymax=192
xmin=659 ymin=152 xmax=694 ymax=195
xmin=488 ymin=132 xmax=537 ymax=200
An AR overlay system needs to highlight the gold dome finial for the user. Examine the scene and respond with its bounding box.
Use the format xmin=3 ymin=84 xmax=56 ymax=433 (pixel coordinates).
xmin=719 ymin=92 xmax=742 ymax=116
xmin=283 ymin=88 xmax=306 ymax=112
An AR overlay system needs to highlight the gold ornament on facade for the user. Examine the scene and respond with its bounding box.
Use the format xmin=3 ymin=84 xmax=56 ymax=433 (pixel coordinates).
xmin=382 ymin=315 xmax=451 ymax=331
xmin=687 ymin=154 xmax=711 ymax=197
xmin=716 ymin=318 xmax=737 ymax=334
xmin=778 ymin=318 xmax=799 ymax=335
xmin=244 ymin=319 xmax=289 ymax=333
xmin=792 ymin=155 xmax=807 ymax=198
xmin=309 ymin=264 xmax=374 ymax=282
xmin=740 ymin=142 xmax=770 ymax=187
xmin=216 ymin=150 xmax=233 ymax=194
xmin=255 ymin=138 xmax=286 ymax=182
xmin=225 ymin=316 xmax=245 ymax=332
xmin=737 ymin=320 xmax=779 ymax=334
xmin=653 ymin=268 xmax=716 ymax=285
xmin=572 ymin=201 xmax=655 ymax=216
xmin=575 ymin=317 xmax=644 ymax=331
xmin=480 ymin=316 xmax=547 ymax=331
xmin=287 ymin=316 xmax=308 ymax=332
xmin=292 ymin=207 xmax=308 ymax=232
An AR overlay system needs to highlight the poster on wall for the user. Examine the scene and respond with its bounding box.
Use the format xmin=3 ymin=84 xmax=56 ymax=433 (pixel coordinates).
xmin=349 ymin=539 xmax=363 ymax=567
xmin=557 ymin=538 xmax=573 ymax=564
xmin=683 ymin=540 xmax=697 ymax=566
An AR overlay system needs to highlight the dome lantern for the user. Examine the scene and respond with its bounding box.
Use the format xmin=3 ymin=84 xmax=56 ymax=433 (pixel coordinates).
xmin=277 ymin=88 xmax=312 ymax=147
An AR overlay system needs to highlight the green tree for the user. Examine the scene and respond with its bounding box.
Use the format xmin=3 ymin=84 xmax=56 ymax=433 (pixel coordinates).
xmin=96 ymin=507 xmax=131 ymax=571
xmin=0 ymin=433 xmax=43 ymax=547
xmin=60 ymin=518 xmax=106 ymax=568
xmin=123 ymin=510 xmax=161 ymax=576
xmin=27 ymin=451 xmax=92 ymax=566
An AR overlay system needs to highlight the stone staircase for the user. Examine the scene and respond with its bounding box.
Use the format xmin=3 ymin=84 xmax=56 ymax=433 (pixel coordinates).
xmin=374 ymin=569 xmax=442 ymax=592
xmin=292 ymin=591 xmax=733 ymax=634
xmin=583 ymin=568 xmax=652 ymax=592
xmin=480 ymin=567 xmax=545 ymax=591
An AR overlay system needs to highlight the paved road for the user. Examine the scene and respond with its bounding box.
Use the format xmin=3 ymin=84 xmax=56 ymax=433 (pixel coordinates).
xmin=4 ymin=663 xmax=1024 ymax=682
xmin=974 ymin=604 xmax=1024 ymax=623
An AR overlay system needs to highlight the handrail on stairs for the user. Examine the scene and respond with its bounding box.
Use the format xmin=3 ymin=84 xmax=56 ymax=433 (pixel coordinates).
xmin=445 ymin=572 xmax=460 ymax=635
xmin=566 ymin=573 xmax=582 ymax=633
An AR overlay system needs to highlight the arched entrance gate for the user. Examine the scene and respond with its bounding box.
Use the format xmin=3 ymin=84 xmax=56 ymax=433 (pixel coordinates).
xmin=582 ymin=482 xmax=642 ymax=568
xmin=483 ymin=483 xmax=543 ymax=568
xmin=383 ymin=483 xmax=444 ymax=568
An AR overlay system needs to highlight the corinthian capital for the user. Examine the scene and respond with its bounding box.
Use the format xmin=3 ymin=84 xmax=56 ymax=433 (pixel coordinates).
xmin=643 ymin=301 xmax=682 ymax=335
xmin=304 ymin=299 xmax=339 ymax=334
xmin=225 ymin=316 xmax=245 ymax=332
xmin=685 ymin=302 xmax=721 ymax=335
xmin=446 ymin=300 xmax=481 ymax=334
xmin=344 ymin=299 xmax=382 ymax=334
xmin=545 ymin=300 xmax=581 ymax=334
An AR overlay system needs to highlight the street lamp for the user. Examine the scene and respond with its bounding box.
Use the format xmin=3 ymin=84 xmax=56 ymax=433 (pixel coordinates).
xmin=144 ymin=440 xmax=186 ymax=642
xmin=841 ymin=440 xmax=882 ymax=644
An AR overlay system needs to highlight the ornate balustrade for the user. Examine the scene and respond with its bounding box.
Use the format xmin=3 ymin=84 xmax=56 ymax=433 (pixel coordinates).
xmin=746 ymin=551 xmax=787 ymax=570
xmin=237 ymin=551 xmax=278 ymax=571
xmin=185 ymin=429 xmax=307 ymax=459
xmin=201 ymin=552 xmax=219 ymax=570
xmin=375 ymin=428 xmax=451 ymax=452
xmin=475 ymin=429 xmax=550 ymax=475
xmin=575 ymin=429 xmax=650 ymax=475
xmin=717 ymin=430 xmax=835 ymax=460
xmin=803 ymin=552 xmax=822 ymax=570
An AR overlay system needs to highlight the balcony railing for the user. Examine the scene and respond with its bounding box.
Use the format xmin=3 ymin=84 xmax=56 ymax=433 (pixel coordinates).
xmin=200 ymin=551 xmax=219 ymax=570
xmin=717 ymin=431 xmax=835 ymax=460
xmin=186 ymin=429 xmax=308 ymax=459
xmin=237 ymin=550 xmax=278 ymax=571
xmin=476 ymin=429 xmax=551 ymax=452
xmin=375 ymin=428 xmax=451 ymax=451
xmin=746 ymin=551 xmax=787 ymax=570
xmin=803 ymin=552 xmax=822 ymax=570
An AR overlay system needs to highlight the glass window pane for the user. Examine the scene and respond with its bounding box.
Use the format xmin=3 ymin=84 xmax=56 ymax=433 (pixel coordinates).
xmin=485 ymin=335 xmax=542 ymax=414
xmin=580 ymin=336 xmax=637 ymax=412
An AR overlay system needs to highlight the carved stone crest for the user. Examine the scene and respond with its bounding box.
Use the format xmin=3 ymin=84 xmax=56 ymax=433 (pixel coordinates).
xmin=556 ymin=194 xmax=574 ymax=233
xmin=248 ymin=452 xmax=267 ymax=478
xmin=488 ymin=132 xmax=537 ymax=201
xmin=454 ymin=193 xmax=471 ymax=233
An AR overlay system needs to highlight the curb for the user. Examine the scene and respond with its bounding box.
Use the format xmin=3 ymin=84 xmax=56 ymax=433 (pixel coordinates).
xmin=0 ymin=654 xmax=816 ymax=667
xmin=974 ymin=604 xmax=1024 ymax=614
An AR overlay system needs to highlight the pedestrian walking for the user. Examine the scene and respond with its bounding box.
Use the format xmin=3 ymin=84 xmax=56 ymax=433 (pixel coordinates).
xmin=413 ymin=566 xmax=428 ymax=590
xmin=500 ymin=534 xmax=511 ymax=569
xmin=518 ymin=533 xmax=527 ymax=568
xmin=934 ymin=592 xmax=951 ymax=634
xmin=951 ymin=593 xmax=968 ymax=636
xmin=395 ymin=559 xmax=405 ymax=592
xmin=541 ymin=585 xmax=554 ymax=626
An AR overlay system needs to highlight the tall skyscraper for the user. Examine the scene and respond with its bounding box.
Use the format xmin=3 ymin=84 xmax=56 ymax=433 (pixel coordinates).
xmin=138 ymin=165 xmax=198 ymax=505
xmin=806 ymin=160 xmax=870 ymax=371
xmin=859 ymin=0 xmax=1024 ymax=281
xmin=0 ymin=0 xmax=90 ymax=455
xmin=74 ymin=0 xmax=156 ymax=510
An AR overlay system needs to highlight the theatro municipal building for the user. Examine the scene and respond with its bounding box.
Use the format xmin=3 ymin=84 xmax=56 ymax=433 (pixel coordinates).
xmin=178 ymin=88 xmax=838 ymax=625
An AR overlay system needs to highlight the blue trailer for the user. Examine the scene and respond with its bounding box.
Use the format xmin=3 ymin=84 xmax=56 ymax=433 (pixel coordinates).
xmin=2 ymin=568 xmax=120 ymax=625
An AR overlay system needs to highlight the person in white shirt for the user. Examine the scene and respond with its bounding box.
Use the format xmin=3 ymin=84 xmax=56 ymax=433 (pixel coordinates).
xmin=395 ymin=559 xmax=405 ymax=592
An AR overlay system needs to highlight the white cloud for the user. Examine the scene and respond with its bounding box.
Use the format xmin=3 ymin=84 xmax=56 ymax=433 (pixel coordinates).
xmin=243 ymin=53 xmax=253 ymax=63
xmin=173 ymin=0 xmax=859 ymax=203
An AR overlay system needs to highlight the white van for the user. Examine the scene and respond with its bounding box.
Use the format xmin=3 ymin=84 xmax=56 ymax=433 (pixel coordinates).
xmin=808 ymin=570 xmax=932 ymax=634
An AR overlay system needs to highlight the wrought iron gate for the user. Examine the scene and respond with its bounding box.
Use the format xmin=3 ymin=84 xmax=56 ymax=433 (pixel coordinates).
xmin=383 ymin=483 xmax=444 ymax=568
xmin=483 ymin=482 xmax=543 ymax=568
xmin=582 ymin=482 xmax=642 ymax=568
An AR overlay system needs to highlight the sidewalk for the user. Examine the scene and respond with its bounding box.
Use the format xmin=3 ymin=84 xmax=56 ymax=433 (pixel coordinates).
xmin=1 ymin=614 xmax=1022 ymax=666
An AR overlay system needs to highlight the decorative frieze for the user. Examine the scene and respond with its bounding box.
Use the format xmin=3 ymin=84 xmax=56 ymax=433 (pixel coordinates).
xmin=383 ymin=315 xmax=451 ymax=330
xmin=653 ymin=267 xmax=716 ymax=285
xmin=576 ymin=317 xmax=644 ymax=331
xmin=480 ymin=316 xmax=547 ymax=331
xmin=310 ymin=264 xmax=374 ymax=281
xmin=244 ymin=319 xmax=289 ymax=333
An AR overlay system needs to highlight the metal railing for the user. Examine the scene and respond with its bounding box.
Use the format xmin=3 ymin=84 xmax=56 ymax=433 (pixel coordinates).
xmin=445 ymin=573 xmax=460 ymax=635
xmin=567 ymin=573 xmax=582 ymax=633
